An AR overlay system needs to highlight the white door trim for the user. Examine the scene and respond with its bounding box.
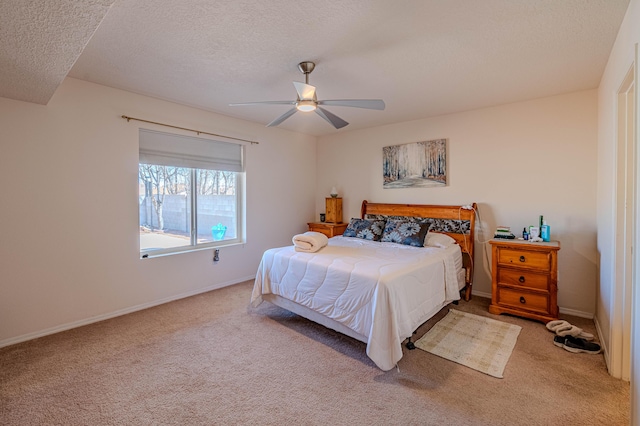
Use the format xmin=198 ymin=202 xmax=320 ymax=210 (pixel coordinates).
xmin=612 ymin=61 xmax=635 ymax=381
xmin=631 ymin=42 xmax=639 ymax=426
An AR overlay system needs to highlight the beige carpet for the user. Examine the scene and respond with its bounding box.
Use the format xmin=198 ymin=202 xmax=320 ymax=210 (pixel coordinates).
xmin=415 ymin=309 xmax=521 ymax=378
xmin=0 ymin=280 xmax=630 ymax=425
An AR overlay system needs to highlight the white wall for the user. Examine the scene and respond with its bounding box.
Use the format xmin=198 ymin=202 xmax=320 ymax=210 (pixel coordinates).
xmin=596 ymin=0 xmax=639 ymax=416
xmin=0 ymin=78 xmax=317 ymax=346
xmin=317 ymin=90 xmax=598 ymax=316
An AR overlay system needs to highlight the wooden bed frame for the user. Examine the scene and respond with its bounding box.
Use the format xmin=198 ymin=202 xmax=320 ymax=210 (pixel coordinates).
xmin=360 ymin=200 xmax=477 ymax=301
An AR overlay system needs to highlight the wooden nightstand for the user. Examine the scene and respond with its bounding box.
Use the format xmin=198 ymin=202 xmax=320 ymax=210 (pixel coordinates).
xmin=307 ymin=222 xmax=348 ymax=238
xmin=489 ymin=239 xmax=560 ymax=323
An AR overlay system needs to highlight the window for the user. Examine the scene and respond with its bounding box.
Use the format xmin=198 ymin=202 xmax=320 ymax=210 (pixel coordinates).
xmin=138 ymin=129 xmax=245 ymax=257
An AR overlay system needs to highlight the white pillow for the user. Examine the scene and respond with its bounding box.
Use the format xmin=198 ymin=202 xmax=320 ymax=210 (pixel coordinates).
xmin=424 ymin=232 xmax=456 ymax=248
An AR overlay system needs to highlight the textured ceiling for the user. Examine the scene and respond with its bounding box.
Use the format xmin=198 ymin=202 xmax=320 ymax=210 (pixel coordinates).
xmin=0 ymin=0 xmax=114 ymax=105
xmin=0 ymin=0 xmax=630 ymax=136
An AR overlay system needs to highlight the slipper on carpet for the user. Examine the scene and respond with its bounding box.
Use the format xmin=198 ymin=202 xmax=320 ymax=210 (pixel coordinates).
xmin=556 ymin=325 xmax=594 ymax=341
xmin=546 ymin=320 xmax=594 ymax=341
xmin=553 ymin=335 xmax=601 ymax=354
xmin=546 ymin=320 xmax=569 ymax=333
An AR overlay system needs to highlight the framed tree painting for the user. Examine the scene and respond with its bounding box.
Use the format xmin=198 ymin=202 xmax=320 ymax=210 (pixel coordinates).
xmin=383 ymin=139 xmax=447 ymax=188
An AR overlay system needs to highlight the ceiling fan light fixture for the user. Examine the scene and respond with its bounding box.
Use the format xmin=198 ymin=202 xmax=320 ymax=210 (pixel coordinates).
xmin=296 ymin=100 xmax=316 ymax=112
xmin=230 ymin=61 xmax=385 ymax=129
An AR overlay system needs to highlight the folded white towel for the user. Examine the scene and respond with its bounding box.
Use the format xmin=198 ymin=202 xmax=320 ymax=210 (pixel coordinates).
xmin=292 ymin=231 xmax=329 ymax=253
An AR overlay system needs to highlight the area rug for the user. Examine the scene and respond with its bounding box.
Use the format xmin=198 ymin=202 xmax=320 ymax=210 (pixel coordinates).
xmin=414 ymin=309 xmax=521 ymax=378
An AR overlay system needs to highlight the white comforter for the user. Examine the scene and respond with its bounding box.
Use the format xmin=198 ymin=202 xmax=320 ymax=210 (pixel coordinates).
xmin=251 ymin=236 xmax=462 ymax=371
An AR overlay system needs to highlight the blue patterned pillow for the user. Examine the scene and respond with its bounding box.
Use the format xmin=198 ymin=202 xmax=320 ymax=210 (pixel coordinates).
xmin=365 ymin=214 xmax=470 ymax=234
xmin=381 ymin=220 xmax=430 ymax=247
xmin=343 ymin=218 xmax=386 ymax=241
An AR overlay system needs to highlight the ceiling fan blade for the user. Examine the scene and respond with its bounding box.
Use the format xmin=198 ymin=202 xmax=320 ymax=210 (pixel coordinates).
xmin=317 ymin=99 xmax=385 ymax=110
xmin=293 ymin=81 xmax=316 ymax=100
xmin=315 ymin=107 xmax=349 ymax=129
xmin=229 ymin=100 xmax=296 ymax=106
xmin=266 ymin=108 xmax=298 ymax=127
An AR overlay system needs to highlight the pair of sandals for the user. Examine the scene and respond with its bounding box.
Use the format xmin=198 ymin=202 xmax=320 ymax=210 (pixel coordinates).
xmin=546 ymin=319 xmax=594 ymax=341
xmin=547 ymin=319 xmax=601 ymax=354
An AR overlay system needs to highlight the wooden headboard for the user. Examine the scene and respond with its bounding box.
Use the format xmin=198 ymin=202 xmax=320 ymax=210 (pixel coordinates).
xmin=361 ymin=200 xmax=477 ymax=301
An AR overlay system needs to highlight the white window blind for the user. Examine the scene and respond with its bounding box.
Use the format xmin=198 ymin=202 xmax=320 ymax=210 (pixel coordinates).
xmin=139 ymin=129 xmax=244 ymax=172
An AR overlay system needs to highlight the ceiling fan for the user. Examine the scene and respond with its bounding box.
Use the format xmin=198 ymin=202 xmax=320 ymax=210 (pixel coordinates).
xmin=229 ymin=61 xmax=385 ymax=129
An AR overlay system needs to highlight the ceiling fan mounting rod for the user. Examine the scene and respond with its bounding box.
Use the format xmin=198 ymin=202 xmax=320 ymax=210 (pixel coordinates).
xmin=298 ymin=61 xmax=315 ymax=85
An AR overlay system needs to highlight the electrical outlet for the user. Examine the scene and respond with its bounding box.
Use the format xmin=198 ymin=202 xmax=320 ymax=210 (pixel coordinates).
xmin=213 ymin=249 xmax=220 ymax=262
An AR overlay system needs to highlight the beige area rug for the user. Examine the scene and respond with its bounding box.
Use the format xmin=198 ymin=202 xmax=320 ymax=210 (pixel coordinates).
xmin=415 ymin=309 xmax=521 ymax=378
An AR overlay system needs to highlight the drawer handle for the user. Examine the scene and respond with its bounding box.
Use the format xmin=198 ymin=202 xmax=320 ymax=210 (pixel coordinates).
xmin=519 ymin=255 xmax=526 ymax=262
xmin=519 ymin=296 xmax=526 ymax=304
xmin=519 ymin=276 xmax=525 ymax=283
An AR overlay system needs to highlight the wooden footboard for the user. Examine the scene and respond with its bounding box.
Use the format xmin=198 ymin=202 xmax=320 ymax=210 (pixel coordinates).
xmin=361 ymin=200 xmax=477 ymax=301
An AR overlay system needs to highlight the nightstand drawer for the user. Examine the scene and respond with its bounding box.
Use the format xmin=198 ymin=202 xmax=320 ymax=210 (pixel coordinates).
xmin=497 ymin=268 xmax=549 ymax=291
xmin=307 ymin=222 xmax=347 ymax=238
xmin=497 ymin=287 xmax=549 ymax=314
xmin=498 ymin=248 xmax=551 ymax=271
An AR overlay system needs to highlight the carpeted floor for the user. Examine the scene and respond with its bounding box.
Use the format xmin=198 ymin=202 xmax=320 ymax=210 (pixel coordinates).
xmin=0 ymin=280 xmax=629 ymax=425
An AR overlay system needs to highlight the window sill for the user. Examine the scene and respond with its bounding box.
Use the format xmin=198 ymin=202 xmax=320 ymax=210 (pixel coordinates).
xmin=140 ymin=239 xmax=245 ymax=259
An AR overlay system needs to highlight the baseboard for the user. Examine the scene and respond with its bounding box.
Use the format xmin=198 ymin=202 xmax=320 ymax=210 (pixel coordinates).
xmin=558 ymin=307 xmax=594 ymax=319
xmin=593 ymin=315 xmax=610 ymax=373
xmin=470 ymin=290 xmax=492 ymax=299
xmin=0 ymin=275 xmax=255 ymax=349
xmin=471 ymin=290 xmax=594 ymax=319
